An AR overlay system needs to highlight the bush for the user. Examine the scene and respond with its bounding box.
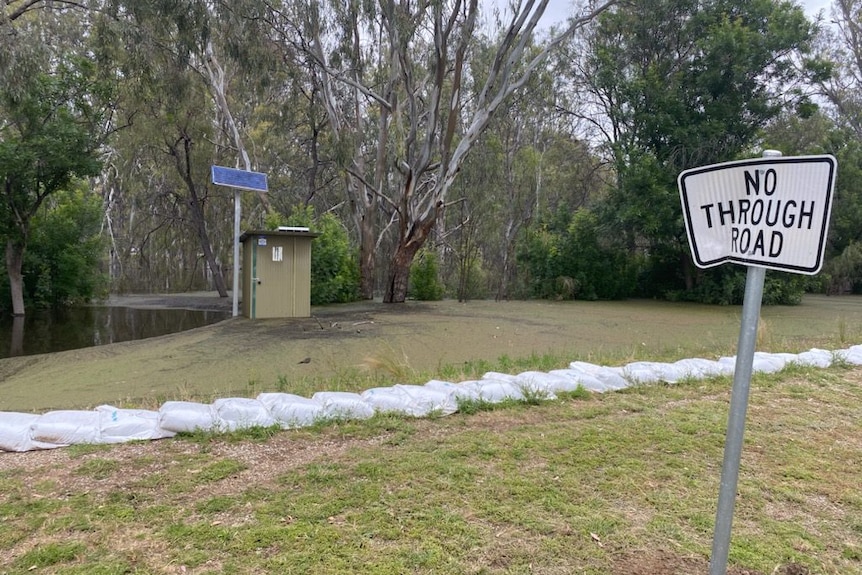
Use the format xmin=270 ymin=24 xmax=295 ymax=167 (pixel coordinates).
xmin=409 ymin=249 xmax=444 ymax=301
xmin=665 ymin=266 xmax=808 ymax=305
xmin=822 ymin=241 xmax=862 ymax=295
xmin=518 ymin=209 xmax=637 ymax=301
xmin=1 ymin=185 xmax=107 ymax=311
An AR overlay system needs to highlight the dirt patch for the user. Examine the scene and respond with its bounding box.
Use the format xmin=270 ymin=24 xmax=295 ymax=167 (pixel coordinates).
xmin=2 ymin=294 xmax=861 ymax=412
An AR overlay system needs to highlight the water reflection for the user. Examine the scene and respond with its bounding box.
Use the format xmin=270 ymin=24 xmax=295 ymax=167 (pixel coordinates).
xmin=0 ymin=307 xmax=230 ymax=358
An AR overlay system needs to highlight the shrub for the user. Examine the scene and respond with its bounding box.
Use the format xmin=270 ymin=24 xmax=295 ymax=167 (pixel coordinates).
xmin=1 ymin=184 xmax=107 ymax=311
xmin=409 ymin=248 xmax=444 ymax=301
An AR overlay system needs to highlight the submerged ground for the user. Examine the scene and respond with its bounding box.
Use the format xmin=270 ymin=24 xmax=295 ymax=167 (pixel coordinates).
xmin=1 ymin=293 xmax=861 ymax=412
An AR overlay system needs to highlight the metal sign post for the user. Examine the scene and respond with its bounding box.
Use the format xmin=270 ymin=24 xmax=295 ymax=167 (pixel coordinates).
xmin=677 ymin=150 xmax=836 ymax=574
xmin=709 ymin=260 xmax=765 ymax=575
xmin=211 ymin=166 xmax=268 ymax=317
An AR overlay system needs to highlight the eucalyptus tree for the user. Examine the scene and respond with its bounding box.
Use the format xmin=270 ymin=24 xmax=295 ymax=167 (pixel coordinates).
xmin=802 ymin=0 xmax=862 ymax=293
xmin=280 ymin=0 xmax=615 ymax=302
xmin=562 ymin=0 xmax=822 ymax=300
xmin=99 ymin=0 xmax=289 ymax=295
xmin=0 ymin=5 xmax=113 ymax=315
xmin=820 ymin=0 xmax=862 ymax=137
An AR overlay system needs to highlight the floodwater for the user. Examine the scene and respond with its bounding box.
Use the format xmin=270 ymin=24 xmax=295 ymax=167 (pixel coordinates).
xmin=0 ymin=306 xmax=230 ymax=358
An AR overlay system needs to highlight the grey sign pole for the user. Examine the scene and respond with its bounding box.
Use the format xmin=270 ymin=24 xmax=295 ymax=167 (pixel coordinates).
xmin=709 ymin=149 xmax=781 ymax=575
xmin=232 ymin=190 xmax=241 ymax=317
xmin=210 ymin=166 xmax=268 ymax=318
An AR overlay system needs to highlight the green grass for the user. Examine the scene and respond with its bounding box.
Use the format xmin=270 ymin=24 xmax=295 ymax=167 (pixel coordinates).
xmin=2 ymin=367 xmax=861 ymax=574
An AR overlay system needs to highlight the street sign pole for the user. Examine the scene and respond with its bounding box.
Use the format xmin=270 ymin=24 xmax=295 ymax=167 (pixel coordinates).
xmin=709 ymin=263 xmax=764 ymax=574
xmin=210 ymin=166 xmax=268 ymax=318
xmin=709 ymin=149 xmax=780 ymax=575
xmin=232 ymin=189 xmax=241 ymax=317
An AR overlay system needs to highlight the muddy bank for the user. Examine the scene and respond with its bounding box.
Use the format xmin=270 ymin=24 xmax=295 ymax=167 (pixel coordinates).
xmin=1 ymin=295 xmax=859 ymax=412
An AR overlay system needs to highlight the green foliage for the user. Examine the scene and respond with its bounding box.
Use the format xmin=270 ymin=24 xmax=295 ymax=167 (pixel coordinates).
xmin=584 ymin=0 xmax=818 ymax=303
xmin=0 ymin=185 xmax=107 ymax=312
xmin=519 ymin=209 xmax=637 ymax=300
xmin=409 ymin=249 xmax=445 ymax=301
xmin=27 ymin=186 xmax=107 ymax=308
xmin=825 ymin=135 xmax=862 ymax=258
xmin=822 ymin=241 xmax=862 ymax=295
xmin=0 ymin=54 xmax=110 ymax=314
xmin=665 ymin=267 xmax=808 ymax=305
xmin=0 ymin=60 xmax=107 ymax=239
xmin=266 ymin=207 xmax=359 ymax=305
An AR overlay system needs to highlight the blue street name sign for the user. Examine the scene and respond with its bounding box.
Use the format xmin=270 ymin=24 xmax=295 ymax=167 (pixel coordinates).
xmin=211 ymin=165 xmax=268 ymax=192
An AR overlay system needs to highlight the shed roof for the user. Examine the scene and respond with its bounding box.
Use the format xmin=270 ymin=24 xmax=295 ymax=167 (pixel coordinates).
xmin=239 ymin=229 xmax=321 ymax=243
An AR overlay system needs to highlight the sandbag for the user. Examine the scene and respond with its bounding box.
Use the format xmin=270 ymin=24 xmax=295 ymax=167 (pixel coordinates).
xmin=398 ymin=384 xmax=458 ymax=416
xmin=672 ymin=358 xmax=733 ymax=378
xmin=361 ymin=386 xmax=453 ymax=417
xmin=462 ymin=379 xmax=526 ymax=403
xmin=0 ymin=412 xmax=56 ymax=452
xmin=361 ymin=387 xmax=417 ymax=415
xmin=158 ymin=401 xmax=217 ymax=433
xmin=621 ymin=361 xmax=687 ymax=384
xmin=257 ymin=393 xmax=324 ymax=428
xmin=311 ymin=391 xmax=375 ymax=420
xmin=547 ymin=369 xmax=609 ymax=392
xmin=835 ymin=345 xmax=862 ymax=365
xmin=97 ymin=405 xmax=175 ymax=443
xmin=31 ymin=410 xmax=100 ymax=446
xmin=795 ymin=348 xmax=833 ymax=368
xmin=424 ymin=379 xmax=479 ymax=402
xmin=514 ymin=371 xmax=573 ymax=396
xmin=481 ymin=371 xmax=517 ymax=383
xmin=568 ymin=362 xmax=630 ymax=390
xmin=719 ymin=353 xmax=785 ymax=374
xmin=212 ymin=398 xmax=278 ymax=431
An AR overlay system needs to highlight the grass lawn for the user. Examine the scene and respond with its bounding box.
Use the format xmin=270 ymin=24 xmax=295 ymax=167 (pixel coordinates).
xmin=1 ymin=363 xmax=861 ymax=574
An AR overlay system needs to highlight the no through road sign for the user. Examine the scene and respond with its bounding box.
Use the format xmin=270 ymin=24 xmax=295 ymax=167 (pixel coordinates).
xmin=678 ymin=155 xmax=836 ymax=275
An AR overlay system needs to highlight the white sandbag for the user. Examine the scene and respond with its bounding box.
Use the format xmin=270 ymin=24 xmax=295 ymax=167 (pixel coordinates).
xmin=753 ymin=352 xmax=788 ymax=373
xmin=836 ymin=345 xmax=862 ymax=365
xmin=394 ymin=385 xmax=459 ymax=416
xmin=481 ymin=371 xmax=517 ymax=383
xmin=425 ymin=379 xmax=479 ymax=402
xmin=620 ymin=363 xmax=660 ymax=384
xmin=548 ymin=369 xmax=610 ymax=392
xmin=158 ymin=401 xmax=217 ymax=433
xmin=568 ymin=362 xmax=631 ymax=390
xmin=212 ymin=398 xmax=278 ymax=431
xmin=257 ymin=393 xmax=324 ymax=428
xmin=361 ymin=387 xmax=416 ymax=414
xmin=0 ymin=412 xmax=57 ymax=452
xmin=514 ymin=371 xmax=571 ymax=397
xmin=795 ymin=348 xmax=833 ymax=368
xmin=462 ymin=379 xmax=526 ymax=403
xmin=311 ymin=391 xmax=375 ymax=420
xmin=719 ymin=353 xmax=785 ymax=374
xmin=31 ymin=410 xmax=100 ymax=446
xmin=621 ymin=361 xmax=688 ymax=384
xmin=361 ymin=385 xmax=456 ymax=417
xmin=96 ymin=405 xmax=175 ymax=443
xmin=672 ymin=358 xmax=733 ymax=378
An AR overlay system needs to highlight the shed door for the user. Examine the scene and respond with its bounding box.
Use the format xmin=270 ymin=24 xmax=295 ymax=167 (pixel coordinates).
xmin=252 ymin=237 xmax=297 ymax=318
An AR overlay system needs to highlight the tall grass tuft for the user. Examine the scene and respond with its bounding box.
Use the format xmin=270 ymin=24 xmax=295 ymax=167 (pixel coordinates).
xmin=361 ymin=345 xmax=415 ymax=380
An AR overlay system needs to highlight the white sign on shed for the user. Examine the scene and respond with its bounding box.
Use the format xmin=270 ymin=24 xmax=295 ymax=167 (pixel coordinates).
xmin=678 ymin=155 xmax=837 ymax=275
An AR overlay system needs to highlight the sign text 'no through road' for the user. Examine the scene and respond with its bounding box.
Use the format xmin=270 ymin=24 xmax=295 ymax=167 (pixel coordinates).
xmin=678 ymin=155 xmax=836 ymax=275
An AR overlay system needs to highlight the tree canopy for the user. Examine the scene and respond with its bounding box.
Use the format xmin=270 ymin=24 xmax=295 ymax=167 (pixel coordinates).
xmin=4 ymin=0 xmax=862 ymax=312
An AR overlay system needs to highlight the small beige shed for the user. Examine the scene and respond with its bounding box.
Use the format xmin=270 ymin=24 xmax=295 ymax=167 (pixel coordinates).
xmin=239 ymin=228 xmax=319 ymax=319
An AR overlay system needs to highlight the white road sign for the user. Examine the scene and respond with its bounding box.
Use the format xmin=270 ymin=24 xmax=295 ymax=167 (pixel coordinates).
xmin=678 ymin=155 xmax=836 ymax=275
